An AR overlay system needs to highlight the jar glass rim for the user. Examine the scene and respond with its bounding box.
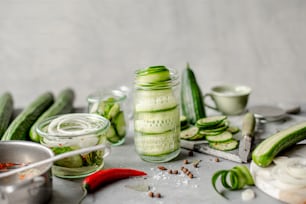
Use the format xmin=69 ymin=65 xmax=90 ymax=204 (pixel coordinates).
xmin=87 ymin=89 xmax=127 ymax=103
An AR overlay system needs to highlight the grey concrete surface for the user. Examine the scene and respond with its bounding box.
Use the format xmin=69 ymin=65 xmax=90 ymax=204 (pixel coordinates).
xmin=1 ymin=0 xmax=306 ymax=109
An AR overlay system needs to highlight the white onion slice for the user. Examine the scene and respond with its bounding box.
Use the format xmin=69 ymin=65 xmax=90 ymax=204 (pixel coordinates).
xmin=273 ymin=156 xmax=289 ymax=165
xmin=47 ymin=114 xmax=101 ymax=136
xmin=286 ymin=158 xmax=306 ymax=179
xmin=271 ymin=157 xmax=306 ymax=187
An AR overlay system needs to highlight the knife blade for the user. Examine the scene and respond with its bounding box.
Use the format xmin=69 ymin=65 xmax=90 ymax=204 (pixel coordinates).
xmin=180 ymin=140 xmax=243 ymax=163
xmin=238 ymin=112 xmax=256 ymax=163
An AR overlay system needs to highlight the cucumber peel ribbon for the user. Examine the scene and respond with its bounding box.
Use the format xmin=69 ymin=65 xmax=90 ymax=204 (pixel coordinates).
xmin=212 ymin=165 xmax=254 ymax=199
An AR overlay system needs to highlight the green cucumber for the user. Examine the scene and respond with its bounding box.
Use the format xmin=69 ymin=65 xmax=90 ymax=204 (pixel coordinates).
xmin=199 ymin=122 xmax=229 ymax=133
xmin=134 ymin=107 xmax=179 ymax=133
xmin=227 ymin=126 xmax=240 ymax=134
xmin=107 ymin=102 xmax=120 ymax=120
xmin=252 ymin=121 xmax=306 ymax=167
xmin=196 ymin=115 xmax=227 ymax=128
xmin=181 ymin=64 xmax=206 ymax=125
xmin=136 ymin=65 xmax=170 ymax=84
xmin=106 ymin=125 xmax=121 ymax=144
xmin=206 ymin=131 xmax=233 ymax=142
xmin=134 ymin=89 xmax=177 ymax=112
xmin=0 ymin=92 xmax=14 ymax=138
xmin=29 ymin=88 xmax=75 ymax=142
xmin=2 ymin=92 xmax=54 ymax=141
xmin=113 ymin=111 xmax=126 ymax=137
xmin=180 ymin=126 xmax=199 ymax=139
xmin=134 ymin=130 xmax=180 ymax=156
xmin=209 ymin=139 xmax=239 ymax=151
xmin=199 ymin=130 xmax=224 ymax=136
xmin=180 ymin=115 xmax=189 ymax=130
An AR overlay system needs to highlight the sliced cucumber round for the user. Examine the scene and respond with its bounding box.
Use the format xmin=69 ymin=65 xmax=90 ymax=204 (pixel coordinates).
xmin=180 ymin=126 xmax=199 ymax=139
xmin=199 ymin=130 xmax=224 ymax=136
xmin=227 ymin=126 xmax=240 ymax=134
xmin=209 ymin=139 xmax=239 ymax=151
xmin=206 ymin=131 xmax=233 ymax=142
xmin=196 ymin=115 xmax=227 ymax=128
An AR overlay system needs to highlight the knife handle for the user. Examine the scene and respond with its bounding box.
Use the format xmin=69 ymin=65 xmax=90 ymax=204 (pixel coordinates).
xmin=242 ymin=112 xmax=256 ymax=136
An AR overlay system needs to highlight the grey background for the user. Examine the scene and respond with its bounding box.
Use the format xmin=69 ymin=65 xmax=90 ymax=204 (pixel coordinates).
xmin=1 ymin=0 xmax=305 ymax=108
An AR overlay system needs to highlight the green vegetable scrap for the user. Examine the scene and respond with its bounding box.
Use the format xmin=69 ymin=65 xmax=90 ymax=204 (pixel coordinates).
xmin=212 ymin=165 xmax=254 ymax=198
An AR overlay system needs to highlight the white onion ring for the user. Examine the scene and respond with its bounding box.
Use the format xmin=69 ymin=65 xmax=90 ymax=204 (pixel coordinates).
xmin=47 ymin=114 xmax=103 ymax=136
xmin=271 ymin=157 xmax=306 ymax=187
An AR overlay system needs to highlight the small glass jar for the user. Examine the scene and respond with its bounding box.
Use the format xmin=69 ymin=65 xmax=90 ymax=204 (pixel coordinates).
xmin=133 ymin=66 xmax=180 ymax=163
xmin=88 ymin=89 xmax=128 ymax=146
xmin=36 ymin=113 xmax=110 ymax=178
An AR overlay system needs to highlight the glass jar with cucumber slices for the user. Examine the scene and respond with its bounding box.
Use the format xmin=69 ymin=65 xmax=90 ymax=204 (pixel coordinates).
xmin=133 ymin=65 xmax=180 ymax=163
xmin=88 ymin=89 xmax=128 ymax=146
xmin=36 ymin=113 xmax=110 ymax=178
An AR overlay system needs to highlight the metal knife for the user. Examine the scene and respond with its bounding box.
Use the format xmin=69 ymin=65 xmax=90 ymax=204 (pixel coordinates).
xmin=180 ymin=140 xmax=243 ymax=163
xmin=238 ymin=112 xmax=256 ymax=163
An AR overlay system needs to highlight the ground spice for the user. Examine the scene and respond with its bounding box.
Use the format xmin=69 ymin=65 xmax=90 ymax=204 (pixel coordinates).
xmin=148 ymin=191 xmax=154 ymax=198
xmin=157 ymin=166 xmax=167 ymax=171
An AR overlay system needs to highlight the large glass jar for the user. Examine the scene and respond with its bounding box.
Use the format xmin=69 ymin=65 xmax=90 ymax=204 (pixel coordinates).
xmin=133 ymin=66 xmax=180 ymax=163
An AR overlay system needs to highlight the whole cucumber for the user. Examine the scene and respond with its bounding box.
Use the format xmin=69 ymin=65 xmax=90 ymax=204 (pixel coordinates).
xmin=1 ymin=92 xmax=54 ymax=141
xmin=29 ymin=88 xmax=75 ymax=142
xmin=252 ymin=121 xmax=306 ymax=167
xmin=0 ymin=92 xmax=14 ymax=138
xmin=181 ymin=63 xmax=206 ymax=125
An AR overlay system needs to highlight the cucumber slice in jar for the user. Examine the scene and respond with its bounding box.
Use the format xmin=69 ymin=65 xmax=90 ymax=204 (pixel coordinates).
xmin=135 ymin=66 xmax=170 ymax=84
xmin=134 ymin=89 xmax=177 ymax=112
xmin=134 ymin=131 xmax=180 ymax=156
xmin=106 ymin=125 xmax=119 ymax=143
xmin=107 ymin=103 xmax=120 ymax=120
xmin=113 ymin=111 xmax=126 ymax=137
xmin=134 ymin=107 xmax=179 ymax=134
xmin=55 ymin=155 xmax=83 ymax=168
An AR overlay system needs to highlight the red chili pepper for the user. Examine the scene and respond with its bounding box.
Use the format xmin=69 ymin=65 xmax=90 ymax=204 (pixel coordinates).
xmin=79 ymin=168 xmax=147 ymax=203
